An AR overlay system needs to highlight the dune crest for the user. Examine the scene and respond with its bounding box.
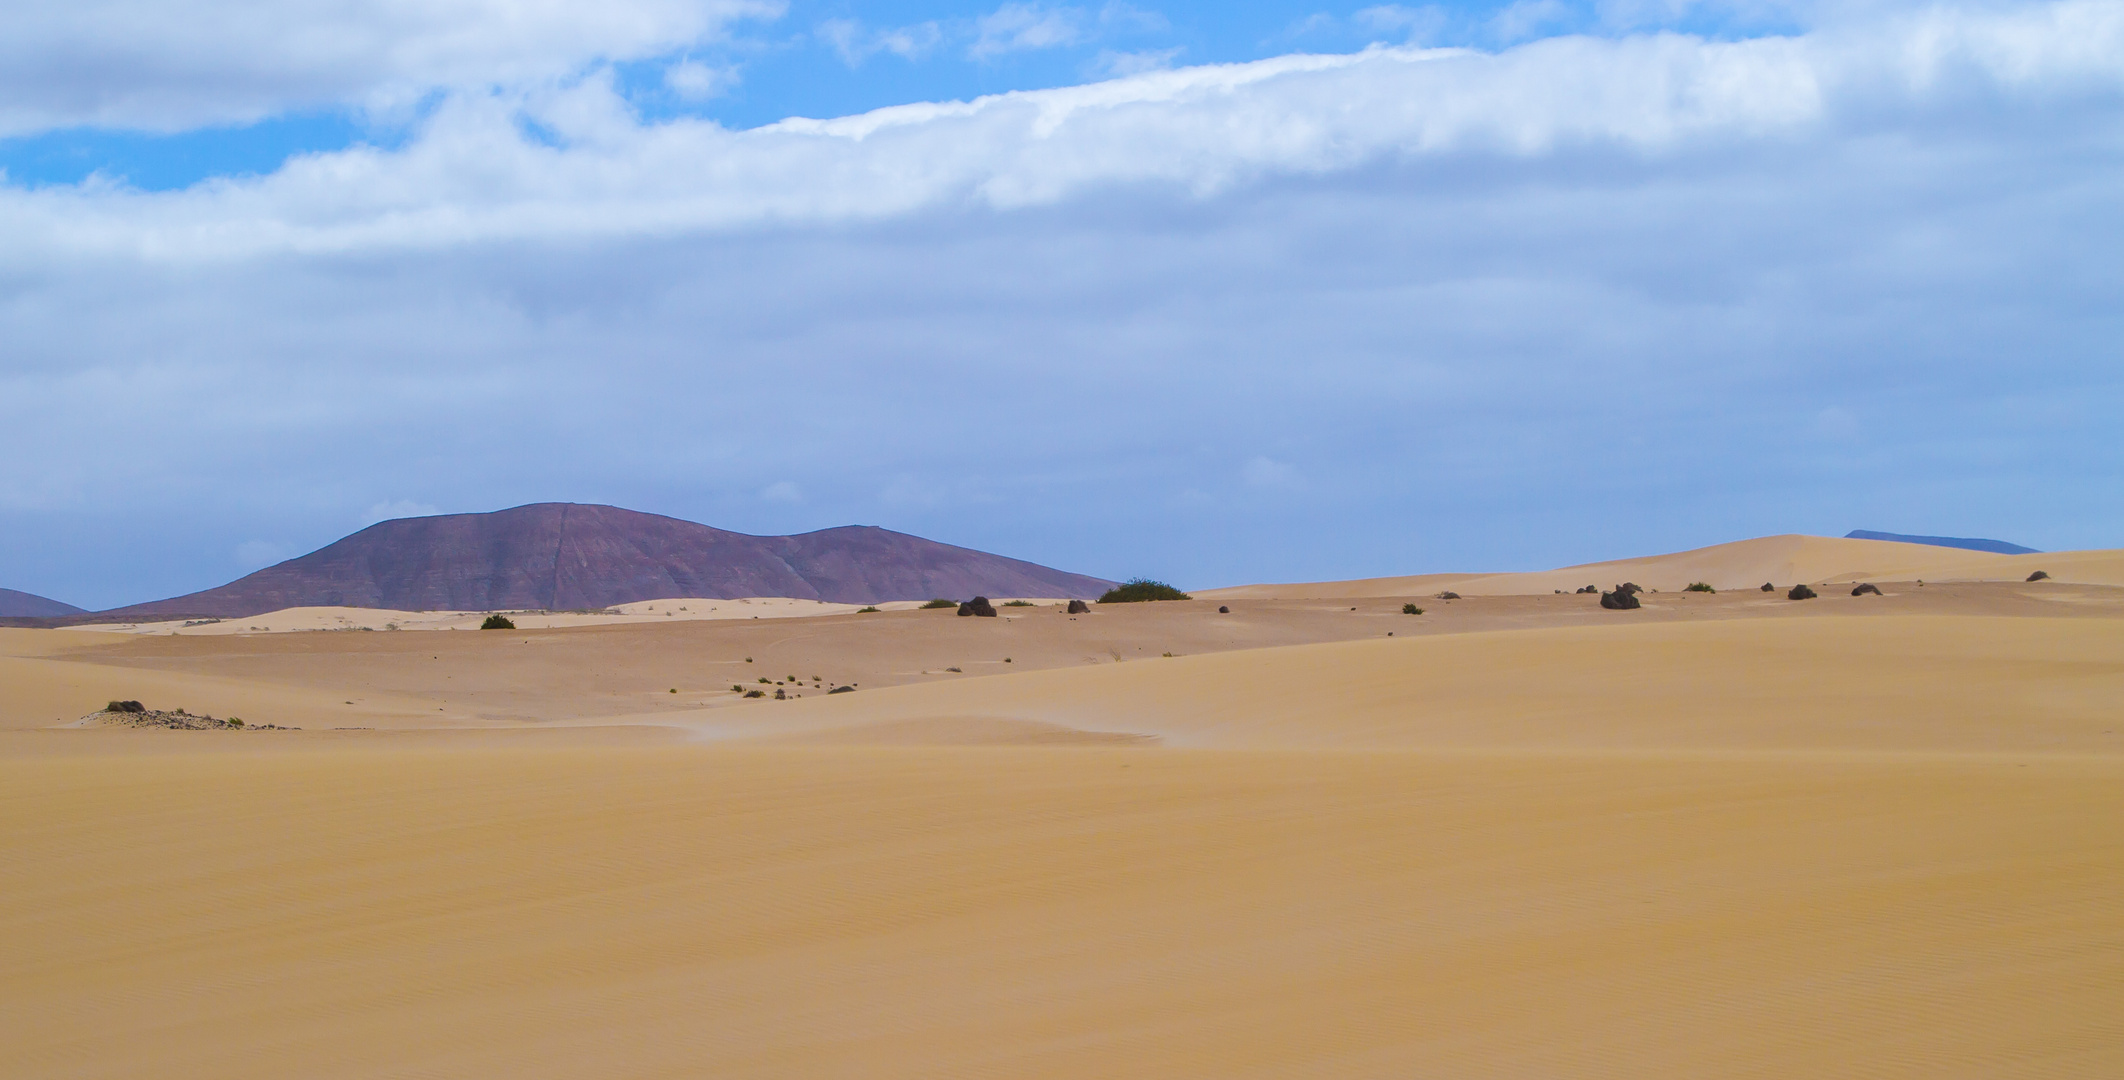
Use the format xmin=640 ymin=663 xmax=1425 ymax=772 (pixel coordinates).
xmin=1204 ymin=533 xmax=2124 ymax=598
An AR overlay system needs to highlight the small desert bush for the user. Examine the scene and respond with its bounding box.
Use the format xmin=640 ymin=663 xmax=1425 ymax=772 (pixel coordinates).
xmin=856 ymin=606 xmax=881 ymax=613
xmin=1003 ymin=600 xmax=1034 ymax=607
xmin=1684 ymin=582 xmax=1715 ymax=593
xmin=921 ymin=598 xmax=957 ymax=609
xmin=480 ymin=614 xmax=516 ymax=630
xmin=1098 ymin=578 xmax=1191 ymax=603
xmin=1402 ymin=603 xmax=1424 ymax=615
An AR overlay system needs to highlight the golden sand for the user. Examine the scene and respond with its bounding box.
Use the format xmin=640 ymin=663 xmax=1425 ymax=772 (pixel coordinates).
xmin=4 ymin=533 xmax=2121 ymax=1077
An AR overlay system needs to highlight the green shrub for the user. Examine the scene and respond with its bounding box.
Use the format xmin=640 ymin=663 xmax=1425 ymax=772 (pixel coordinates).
xmin=1684 ymin=582 xmax=1715 ymax=593
xmin=856 ymin=606 xmax=881 ymax=613
xmin=480 ymin=614 xmax=516 ymax=630
xmin=1002 ymin=600 xmax=1034 ymax=607
xmin=1098 ymin=578 xmax=1191 ymax=603
xmin=1401 ymin=603 xmax=1424 ymax=615
xmin=921 ymin=598 xmax=957 ymax=609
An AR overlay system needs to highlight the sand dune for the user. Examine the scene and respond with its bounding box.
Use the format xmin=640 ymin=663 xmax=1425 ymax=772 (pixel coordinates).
xmin=685 ymin=614 xmax=2124 ymax=753
xmin=1205 ymin=534 xmax=2124 ymax=598
xmin=57 ymin=596 xmax=1023 ymax=635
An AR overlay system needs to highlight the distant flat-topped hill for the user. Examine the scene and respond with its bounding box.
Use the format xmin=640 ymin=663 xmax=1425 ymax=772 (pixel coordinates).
xmin=98 ymin=503 xmax=1116 ymax=619
xmin=1844 ymin=530 xmax=2040 ymax=555
xmin=0 ymin=587 xmax=85 ymax=618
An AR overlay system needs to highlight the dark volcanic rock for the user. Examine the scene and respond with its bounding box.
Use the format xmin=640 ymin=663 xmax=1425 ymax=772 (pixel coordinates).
xmin=1599 ymin=588 xmax=1641 ymax=610
xmin=1218 ymin=605 xmax=1230 ymax=614
xmin=1436 ymin=591 xmax=1461 ymax=600
xmin=1788 ymin=584 xmax=1818 ymax=600
xmin=1761 ymin=583 xmax=1776 ymax=592
xmin=957 ymin=596 xmax=998 ymax=617
xmin=95 ymin=503 xmax=1118 ymax=619
xmin=1852 ymin=583 xmax=1882 ymax=596
xmin=828 ymin=685 xmax=855 ymax=694
xmin=1067 ymin=600 xmax=1091 ymax=614
xmin=1617 ymin=582 xmax=1643 ymax=596
xmin=1576 ymin=585 xmax=1598 ymax=594
xmin=0 ymin=587 xmax=86 ymax=618
xmin=2026 ymin=570 xmax=2050 ymax=582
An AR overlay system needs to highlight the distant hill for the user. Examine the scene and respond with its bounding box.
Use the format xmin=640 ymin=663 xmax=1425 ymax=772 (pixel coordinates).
xmin=96 ymin=503 xmax=1117 ymax=620
xmin=1844 ymin=530 xmax=2040 ymax=556
xmin=0 ymin=587 xmax=85 ymax=618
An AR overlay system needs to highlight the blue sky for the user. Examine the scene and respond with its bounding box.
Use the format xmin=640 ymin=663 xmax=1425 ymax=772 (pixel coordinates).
xmin=2 ymin=0 xmax=2121 ymax=609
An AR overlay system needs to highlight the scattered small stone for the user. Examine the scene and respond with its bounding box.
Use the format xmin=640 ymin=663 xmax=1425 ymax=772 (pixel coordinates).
xmin=1852 ymin=583 xmax=1882 ymax=596
xmin=1788 ymin=584 xmax=1818 ymax=600
xmin=1067 ymin=599 xmax=1091 ymax=614
xmin=957 ymin=596 xmax=998 ymax=617
xmin=2027 ymin=570 xmax=2050 ymax=582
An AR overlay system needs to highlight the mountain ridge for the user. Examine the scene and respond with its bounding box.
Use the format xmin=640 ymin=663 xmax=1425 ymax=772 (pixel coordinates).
xmin=0 ymin=588 xmax=85 ymax=618
xmin=1844 ymin=530 xmax=2039 ymax=555
xmin=93 ymin=503 xmax=1117 ymax=619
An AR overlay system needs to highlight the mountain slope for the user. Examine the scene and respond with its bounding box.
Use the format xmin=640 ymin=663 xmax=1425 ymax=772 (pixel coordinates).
xmin=99 ymin=504 xmax=1115 ymax=618
xmin=1845 ymin=530 xmax=2040 ymax=555
xmin=0 ymin=588 xmax=85 ymax=618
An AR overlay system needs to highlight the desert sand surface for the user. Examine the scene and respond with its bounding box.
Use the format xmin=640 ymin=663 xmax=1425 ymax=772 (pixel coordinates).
xmin=1205 ymin=533 xmax=2124 ymax=598
xmin=5 ymin=535 xmax=2122 ymax=1077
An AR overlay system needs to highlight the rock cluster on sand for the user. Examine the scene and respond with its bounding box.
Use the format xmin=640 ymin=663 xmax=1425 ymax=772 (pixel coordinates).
xmin=1599 ymin=586 xmax=1641 ymax=610
xmin=87 ymin=704 xmax=296 ymax=730
xmin=958 ymin=596 xmax=998 ymax=617
xmin=1576 ymin=585 xmax=1598 ymax=594
xmin=1067 ymin=600 xmax=1090 ymax=614
xmin=1852 ymin=583 xmax=1882 ymax=596
xmin=1788 ymin=584 xmax=1818 ymax=600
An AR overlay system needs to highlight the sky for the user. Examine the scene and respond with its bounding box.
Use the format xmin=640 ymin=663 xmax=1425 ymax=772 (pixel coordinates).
xmin=3 ymin=0 xmax=2121 ymax=609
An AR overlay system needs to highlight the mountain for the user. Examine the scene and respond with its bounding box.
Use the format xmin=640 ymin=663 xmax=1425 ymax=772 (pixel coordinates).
xmin=0 ymin=588 xmax=85 ymax=617
xmin=1844 ymin=530 xmax=2040 ymax=556
xmin=94 ymin=503 xmax=1117 ymax=619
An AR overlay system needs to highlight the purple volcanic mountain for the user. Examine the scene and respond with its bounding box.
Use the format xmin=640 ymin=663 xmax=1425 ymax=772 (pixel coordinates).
xmin=0 ymin=588 xmax=85 ymax=618
xmin=99 ymin=503 xmax=1117 ymax=619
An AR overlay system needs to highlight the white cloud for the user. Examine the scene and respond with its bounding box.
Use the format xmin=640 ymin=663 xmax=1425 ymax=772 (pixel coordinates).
xmin=0 ymin=0 xmax=785 ymax=136
xmin=972 ymin=3 xmax=1089 ymax=59
xmin=4 ymin=3 xmax=2123 ymax=603
xmin=818 ymin=17 xmax=945 ymax=66
xmin=1091 ymin=46 xmax=1185 ymax=77
xmin=5 ymin=3 xmax=2118 ymax=262
xmin=664 ymin=60 xmax=739 ymax=101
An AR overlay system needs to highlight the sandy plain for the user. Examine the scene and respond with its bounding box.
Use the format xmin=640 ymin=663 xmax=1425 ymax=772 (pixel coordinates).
xmin=4 ymin=534 xmax=2121 ymax=1078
